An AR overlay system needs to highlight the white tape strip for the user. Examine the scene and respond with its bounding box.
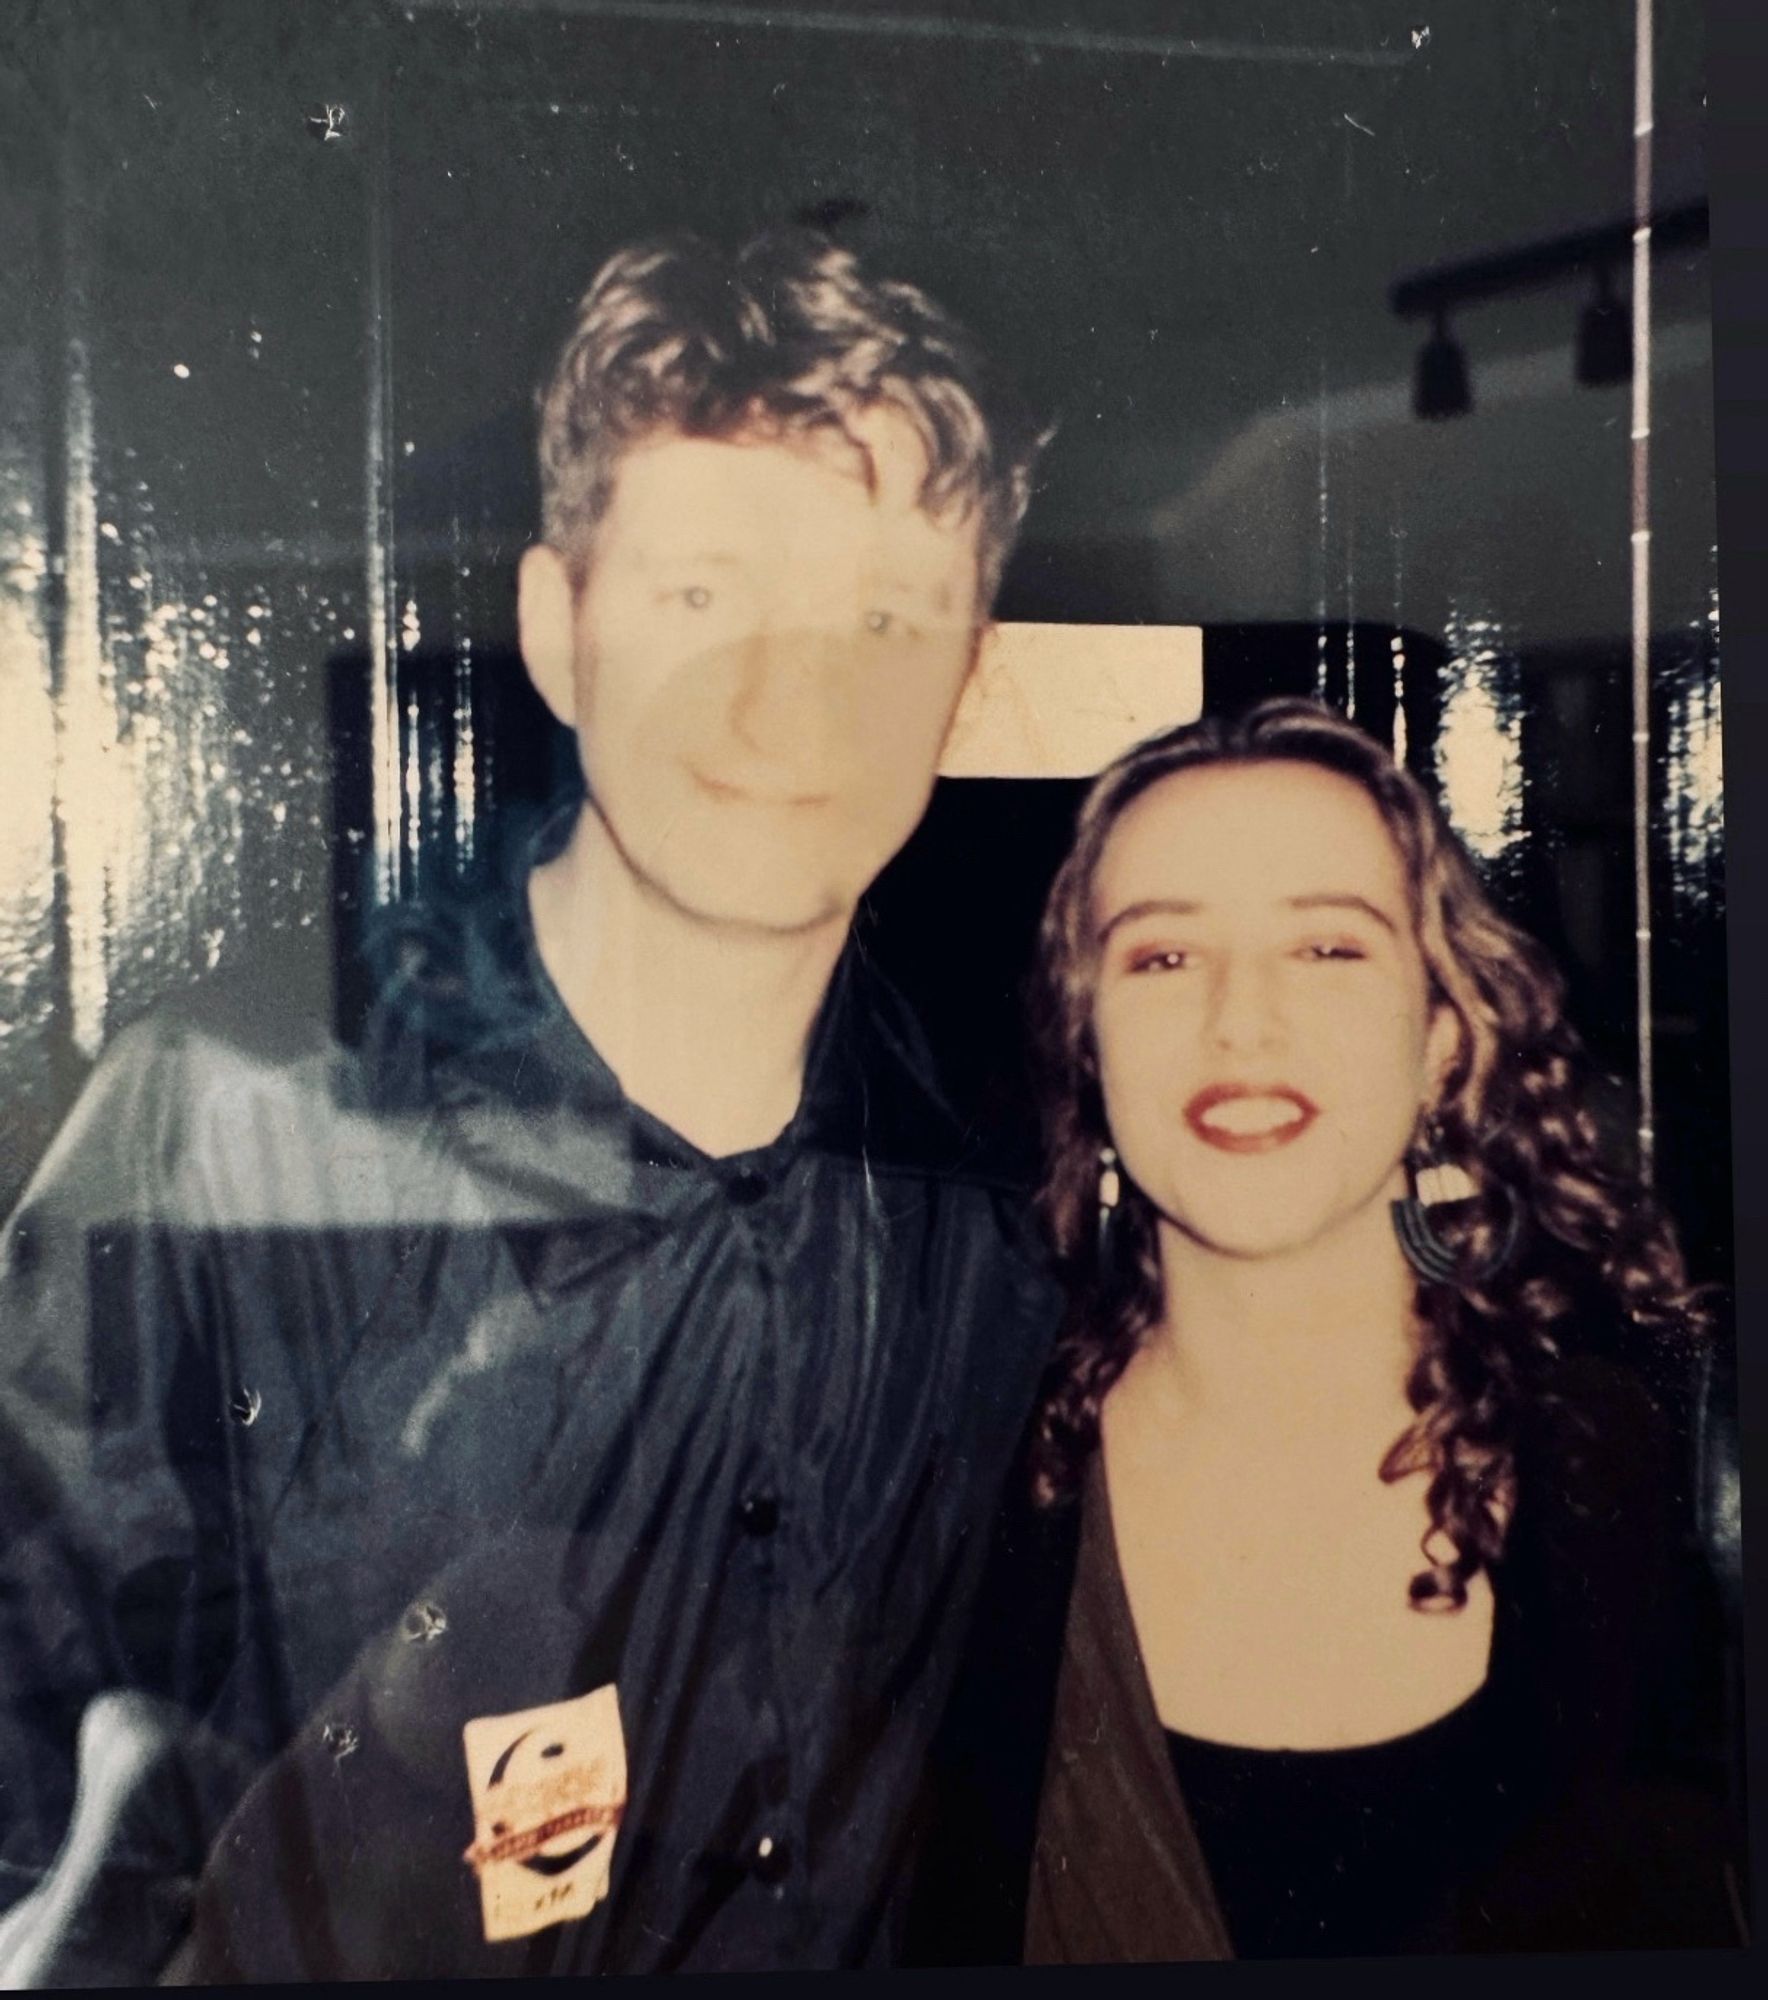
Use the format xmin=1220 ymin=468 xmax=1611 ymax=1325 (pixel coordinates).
xmin=939 ymin=621 xmax=1203 ymax=779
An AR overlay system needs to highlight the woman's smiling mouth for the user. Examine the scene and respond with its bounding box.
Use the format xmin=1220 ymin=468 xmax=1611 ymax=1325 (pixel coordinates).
xmin=1183 ymin=1083 xmax=1319 ymax=1153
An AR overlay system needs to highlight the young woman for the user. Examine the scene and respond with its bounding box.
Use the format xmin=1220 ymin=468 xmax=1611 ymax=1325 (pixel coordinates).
xmin=909 ymin=697 xmax=1740 ymax=1961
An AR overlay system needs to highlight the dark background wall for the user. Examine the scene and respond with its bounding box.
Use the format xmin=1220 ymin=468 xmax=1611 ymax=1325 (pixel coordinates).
xmin=0 ymin=0 xmax=1726 ymax=1298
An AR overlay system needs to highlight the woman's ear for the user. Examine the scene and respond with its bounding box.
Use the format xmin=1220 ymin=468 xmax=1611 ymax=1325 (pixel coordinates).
xmin=1424 ymin=1000 xmax=1466 ymax=1111
xmin=517 ymin=543 xmax=579 ymax=729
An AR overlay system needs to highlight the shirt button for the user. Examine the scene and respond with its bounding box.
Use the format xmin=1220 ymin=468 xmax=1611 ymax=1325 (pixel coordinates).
xmin=725 ymin=1169 xmax=769 ymax=1206
xmin=752 ymin=1833 xmax=791 ymax=1885
xmin=735 ymin=1492 xmax=780 ymax=1537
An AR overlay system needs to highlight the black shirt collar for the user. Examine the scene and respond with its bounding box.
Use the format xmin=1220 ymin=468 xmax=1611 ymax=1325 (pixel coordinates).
xmin=355 ymin=804 xmax=986 ymax=1182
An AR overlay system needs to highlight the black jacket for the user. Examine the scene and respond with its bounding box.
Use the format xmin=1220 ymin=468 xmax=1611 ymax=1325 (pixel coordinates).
xmin=0 ymin=845 xmax=1064 ymax=1980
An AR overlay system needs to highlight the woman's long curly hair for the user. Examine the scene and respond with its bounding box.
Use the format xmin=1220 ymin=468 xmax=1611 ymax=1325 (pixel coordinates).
xmin=1028 ymin=697 xmax=1712 ymax=1607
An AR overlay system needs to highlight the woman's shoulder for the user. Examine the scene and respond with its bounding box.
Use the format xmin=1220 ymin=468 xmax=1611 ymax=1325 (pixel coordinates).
xmin=1474 ymin=1347 xmax=1742 ymax=1949
xmin=1499 ymin=1342 xmax=1693 ymax=1731
xmin=1511 ymin=1342 xmax=1678 ymax=1552
xmin=1514 ymin=1343 xmax=1679 ymax=1527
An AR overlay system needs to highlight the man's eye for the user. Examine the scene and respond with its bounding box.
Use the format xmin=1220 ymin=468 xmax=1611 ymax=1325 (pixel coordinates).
xmin=676 ymin=584 xmax=713 ymax=610
xmin=865 ymin=608 xmax=916 ymax=638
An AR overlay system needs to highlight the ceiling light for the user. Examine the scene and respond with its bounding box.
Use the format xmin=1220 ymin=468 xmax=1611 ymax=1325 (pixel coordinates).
xmin=1414 ymin=311 xmax=1471 ymax=420
xmin=1576 ymin=266 xmax=1632 ymax=385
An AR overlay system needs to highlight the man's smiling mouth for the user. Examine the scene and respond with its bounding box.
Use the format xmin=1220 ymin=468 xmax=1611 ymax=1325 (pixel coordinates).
xmin=688 ymin=767 xmax=830 ymax=808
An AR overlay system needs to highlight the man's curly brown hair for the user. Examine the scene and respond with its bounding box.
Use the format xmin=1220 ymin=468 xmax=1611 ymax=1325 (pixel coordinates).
xmin=536 ymin=228 xmax=1048 ymax=609
xmin=1028 ymin=696 xmax=1712 ymax=1607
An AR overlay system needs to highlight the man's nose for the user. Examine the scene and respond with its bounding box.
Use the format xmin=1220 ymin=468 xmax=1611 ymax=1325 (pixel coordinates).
xmin=724 ymin=621 xmax=848 ymax=773
xmin=1204 ymin=954 xmax=1285 ymax=1056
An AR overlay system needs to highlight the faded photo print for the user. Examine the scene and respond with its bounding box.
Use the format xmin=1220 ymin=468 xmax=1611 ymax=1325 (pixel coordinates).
xmin=0 ymin=0 xmax=1745 ymax=1979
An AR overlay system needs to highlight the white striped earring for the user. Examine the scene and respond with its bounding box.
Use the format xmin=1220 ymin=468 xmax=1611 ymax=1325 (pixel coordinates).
xmin=1391 ymin=1117 xmax=1520 ymax=1286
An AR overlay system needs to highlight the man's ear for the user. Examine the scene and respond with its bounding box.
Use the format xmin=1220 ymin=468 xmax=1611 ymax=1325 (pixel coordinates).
xmin=517 ymin=543 xmax=579 ymax=729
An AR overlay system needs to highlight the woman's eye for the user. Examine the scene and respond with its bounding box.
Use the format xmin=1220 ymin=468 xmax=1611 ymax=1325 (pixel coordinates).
xmin=865 ymin=609 xmax=896 ymax=636
xmin=1128 ymin=949 xmax=1192 ymax=974
xmin=676 ymin=584 xmax=713 ymax=610
xmin=1298 ymin=941 xmax=1367 ymax=963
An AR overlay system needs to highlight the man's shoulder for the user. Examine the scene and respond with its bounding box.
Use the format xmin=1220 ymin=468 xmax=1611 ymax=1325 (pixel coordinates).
xmin=21 ymin=891 xmax=528 ymax=1235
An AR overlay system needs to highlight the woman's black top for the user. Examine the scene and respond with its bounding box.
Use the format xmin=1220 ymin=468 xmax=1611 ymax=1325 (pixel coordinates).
xmin=1163 ymin=1681 xmax=1514 ymax=1959
xmin=903 ymin=1353 xmax=1744 ymax=1962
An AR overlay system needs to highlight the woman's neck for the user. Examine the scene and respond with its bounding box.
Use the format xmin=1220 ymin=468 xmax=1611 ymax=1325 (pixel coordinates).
xmin=527 ymin=805 xmax=849 ymax=1159
xmin=1138 ymin=1193 xmax=1423 ymax=1451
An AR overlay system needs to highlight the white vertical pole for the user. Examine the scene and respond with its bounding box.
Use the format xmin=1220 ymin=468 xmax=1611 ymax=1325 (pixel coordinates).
xmin=1631 ymin=0 xmax=1656 ymax=1182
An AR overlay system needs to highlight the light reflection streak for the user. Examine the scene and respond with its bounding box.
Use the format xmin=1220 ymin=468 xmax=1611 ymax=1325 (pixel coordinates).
xmin=0 ymin=493 xmax=56 ymax=1054
xmin=454 ymin=637 xmax=478 ymax=865
xmin=366 ymin=108 xmax=400 ymax=907
xmin=1434 ymin=607 xmax=1524 ymax=867
xmin=56 ymin=333 xmax=121 ymax=1058
xmin=1390 ymin=528 xmax=1407 ymax=766
xmin=1342 ymin=429 xmax=1356 ymax=720
xmin=450 ymin=514 xmax=478 ymax=867
xmin=1390 ymin=632 xmax=1407 ymax=767
xmin=1315 ymin=360 xmax=1330 ymax=698
xmin=404 ymin=683 xmax=424 ymax=891
xmin=1666 ymin=568 xmax=1722 ymax=911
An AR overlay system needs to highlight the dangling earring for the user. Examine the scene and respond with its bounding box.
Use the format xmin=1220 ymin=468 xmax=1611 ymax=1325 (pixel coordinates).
xmin=1391 ymin=1118 xmax=1521 ymax=1285
xmin=1096 ymin=1144 xmax=1122 ymax=1275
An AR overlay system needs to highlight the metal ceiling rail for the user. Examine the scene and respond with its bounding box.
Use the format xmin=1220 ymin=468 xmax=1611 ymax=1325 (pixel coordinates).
xmin=1390 ymin=201 xmax=1707 ymax=319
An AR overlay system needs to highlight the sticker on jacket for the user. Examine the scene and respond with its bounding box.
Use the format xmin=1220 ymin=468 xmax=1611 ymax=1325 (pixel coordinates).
xmin=461 ymin=1684 xmax=627 ymax=1942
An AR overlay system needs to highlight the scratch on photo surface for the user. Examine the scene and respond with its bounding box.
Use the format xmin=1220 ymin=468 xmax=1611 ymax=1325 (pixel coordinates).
xmin=394 ymin=2 xmax=1415 ymax=69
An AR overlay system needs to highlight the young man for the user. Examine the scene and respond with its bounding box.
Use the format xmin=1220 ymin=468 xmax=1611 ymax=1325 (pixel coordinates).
xmin=0 ymin=231 xmax=1060 ymax=1978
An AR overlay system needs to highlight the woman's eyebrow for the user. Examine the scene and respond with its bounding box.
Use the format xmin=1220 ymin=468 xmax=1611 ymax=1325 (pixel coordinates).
xmin=1095 ymin=897 xmax=1203 ymax=947
xmin=1096 ymin=891 xmax=1402 ymax=949
xmin=1284 ymin=892 xmax=1400 ymax=935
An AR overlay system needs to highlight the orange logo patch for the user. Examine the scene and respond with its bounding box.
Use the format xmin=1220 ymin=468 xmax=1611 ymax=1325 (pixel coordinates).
xmin=461 ymin=1685 xmax=627 ymax=1942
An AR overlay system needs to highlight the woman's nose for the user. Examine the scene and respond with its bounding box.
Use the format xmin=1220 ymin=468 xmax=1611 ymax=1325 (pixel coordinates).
xmin=1204 ymin=955 xmax=1285 ymax=1054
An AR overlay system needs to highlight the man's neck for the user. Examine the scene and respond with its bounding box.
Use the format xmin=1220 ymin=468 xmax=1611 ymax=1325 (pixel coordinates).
xmin=526 ymin=807 xmax=850 ymax=1159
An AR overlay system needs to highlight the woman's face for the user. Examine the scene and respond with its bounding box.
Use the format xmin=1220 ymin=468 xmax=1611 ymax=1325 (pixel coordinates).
xmin=1088 ymin=758 xmax=1461 ymax=1263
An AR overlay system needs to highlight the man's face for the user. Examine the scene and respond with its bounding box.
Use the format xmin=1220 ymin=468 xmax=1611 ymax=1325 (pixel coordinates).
xmin=524 ymin=409 xmax=984 ymax=934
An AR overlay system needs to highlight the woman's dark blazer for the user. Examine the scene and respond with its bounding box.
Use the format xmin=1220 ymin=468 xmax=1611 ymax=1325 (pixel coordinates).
xmin=903 ymin=1351 xmax=1746 ymax=1962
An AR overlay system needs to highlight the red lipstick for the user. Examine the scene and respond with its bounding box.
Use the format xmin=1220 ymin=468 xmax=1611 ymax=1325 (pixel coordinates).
xmin=1183 ymin=1083 xmax=1318 ymax=1154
